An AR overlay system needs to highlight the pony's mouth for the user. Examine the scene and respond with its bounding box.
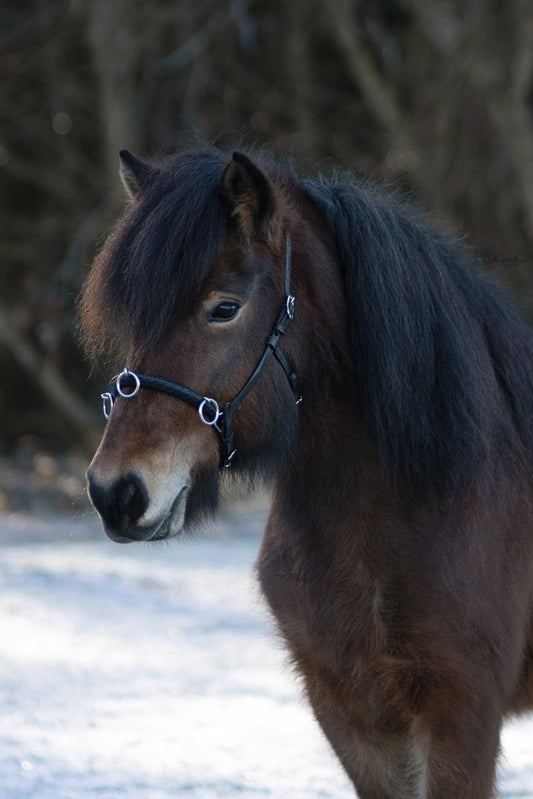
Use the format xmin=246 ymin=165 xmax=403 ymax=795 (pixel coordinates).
xmin=149 ymin=485 xmax=190 ymax=541
xmin=103 ymin=484 xmax=190 ymax=544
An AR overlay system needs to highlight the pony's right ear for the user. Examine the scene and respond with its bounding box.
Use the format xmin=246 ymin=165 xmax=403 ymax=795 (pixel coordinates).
xmin=220 ymin=152 xmax=276 ymax=240
xmin=119 ymin=150 xmax=156 ymax=199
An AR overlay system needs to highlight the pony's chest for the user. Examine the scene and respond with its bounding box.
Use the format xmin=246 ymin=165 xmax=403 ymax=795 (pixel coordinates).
xmin=257 ymin=525 xmax=389 ymax=667
xmin=257 ymin=529 xmax=425 ymax=741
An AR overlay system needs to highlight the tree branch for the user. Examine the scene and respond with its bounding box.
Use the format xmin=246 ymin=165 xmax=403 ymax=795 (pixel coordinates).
xmin=407 ymin=0 xmax=533 ymax=244
xmin=325 ymin=0 xmax=427 ymax=188
xmin=0 ymin=306 xmax=101 ymax=450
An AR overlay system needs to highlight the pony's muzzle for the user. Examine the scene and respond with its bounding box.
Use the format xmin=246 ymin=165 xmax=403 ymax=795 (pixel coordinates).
xmin=87 ymin=470 xmax=150 ymax=542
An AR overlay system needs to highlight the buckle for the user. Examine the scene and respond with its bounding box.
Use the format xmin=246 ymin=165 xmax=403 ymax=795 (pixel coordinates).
xmin=223 ymin=449 xmax=237 ymax=469
xmin=286 ymin=295 xmax=295 ymax=320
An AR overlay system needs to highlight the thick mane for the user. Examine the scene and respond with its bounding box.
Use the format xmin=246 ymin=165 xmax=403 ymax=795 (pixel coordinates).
xmin=302 ymin=176 xmax=533 ymax=494
xmin=80 ymin=149 xmax=229 ymax=360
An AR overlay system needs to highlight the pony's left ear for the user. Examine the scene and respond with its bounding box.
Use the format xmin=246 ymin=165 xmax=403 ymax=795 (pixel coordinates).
xmin=220 ymin=152 xmax=276 ymax=239
xmin=119 ymin=149 xmax=157 ymax=199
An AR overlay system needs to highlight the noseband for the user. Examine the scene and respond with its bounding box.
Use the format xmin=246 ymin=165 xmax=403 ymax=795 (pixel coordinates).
xmin=100 ymin=233 xmax=302 ymax=469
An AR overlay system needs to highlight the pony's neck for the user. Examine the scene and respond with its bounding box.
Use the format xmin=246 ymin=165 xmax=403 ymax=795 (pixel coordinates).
xmin=277 ymin=386 xmax=381 ymax=532
xmin=271 ymin=208 xmax=376 ymax=528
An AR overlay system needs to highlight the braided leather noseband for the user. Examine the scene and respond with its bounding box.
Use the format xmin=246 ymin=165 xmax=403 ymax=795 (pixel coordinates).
xmin=100 ymin=233 xmax=302 ymax=469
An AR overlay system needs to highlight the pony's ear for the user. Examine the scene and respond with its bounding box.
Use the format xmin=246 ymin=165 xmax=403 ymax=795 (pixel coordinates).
xmin=119 ymin=149 xmax=156 ymax=199
xmin=220 ymin=152 xmax=275 ymax=239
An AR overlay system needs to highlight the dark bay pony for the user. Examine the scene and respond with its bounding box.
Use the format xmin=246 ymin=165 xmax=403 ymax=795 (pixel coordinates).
xmin=80 ymin=146 xmax=533 ymax=798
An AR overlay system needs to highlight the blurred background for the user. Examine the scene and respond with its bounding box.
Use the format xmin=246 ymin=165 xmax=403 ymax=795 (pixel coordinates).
xmin=1 ymin=0 xmax=533 ymax=512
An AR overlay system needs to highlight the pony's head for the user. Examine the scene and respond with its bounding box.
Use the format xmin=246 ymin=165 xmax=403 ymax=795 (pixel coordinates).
xmin=80 ymin=148 xmax=343 ymax=542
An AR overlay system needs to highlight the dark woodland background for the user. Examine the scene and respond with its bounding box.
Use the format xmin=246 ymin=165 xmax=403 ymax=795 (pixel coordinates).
xmin=1 ymin=0 xmax=533 ymax=503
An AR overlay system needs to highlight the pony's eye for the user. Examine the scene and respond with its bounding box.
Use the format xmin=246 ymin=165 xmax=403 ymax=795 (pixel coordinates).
xmin=207 ymin=301 xmax=241 ymax=323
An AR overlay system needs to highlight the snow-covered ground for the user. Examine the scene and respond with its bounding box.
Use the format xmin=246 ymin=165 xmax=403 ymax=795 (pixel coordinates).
xmin=0 ymin=500 xmax=532 ymax=798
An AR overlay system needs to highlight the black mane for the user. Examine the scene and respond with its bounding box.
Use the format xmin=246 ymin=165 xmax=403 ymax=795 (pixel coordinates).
xmin=303 ymin=176 xmax=533 ymax=493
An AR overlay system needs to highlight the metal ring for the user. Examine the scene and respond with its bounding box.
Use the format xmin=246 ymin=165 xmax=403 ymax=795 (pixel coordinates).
xmin=101 ymin=392 xmax=114 ymax=420
xmin=116 ymin=368 xmax=141 ymax=399
xmin=198 ymin=397 xmax=221 ymax=427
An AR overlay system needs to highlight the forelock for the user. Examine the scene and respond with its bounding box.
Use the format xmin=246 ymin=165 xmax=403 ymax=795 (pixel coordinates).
xmin=80 ymin=149 xmax=229 ymax=362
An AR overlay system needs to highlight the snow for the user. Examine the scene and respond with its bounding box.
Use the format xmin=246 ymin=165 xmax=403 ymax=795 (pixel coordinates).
xmin=0 ymin=503 xmax=531 ymax=798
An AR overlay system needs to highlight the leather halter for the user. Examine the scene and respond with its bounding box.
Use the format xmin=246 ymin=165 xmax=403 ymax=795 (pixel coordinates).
xmin=100 ymin=233 xmax=302 ymax=468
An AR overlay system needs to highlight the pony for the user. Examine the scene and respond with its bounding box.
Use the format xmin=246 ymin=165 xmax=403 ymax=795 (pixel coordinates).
xmin=80 ymin=145 xmax=533 ymax=798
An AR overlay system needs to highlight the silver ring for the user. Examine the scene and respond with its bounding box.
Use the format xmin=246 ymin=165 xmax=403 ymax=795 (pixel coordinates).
xmin=116 ymin=368 xmax=141 ymax=398
xmin=198 ymin=397 xmax=221 ymax=427
xmin=101 ymin=392 xmax=114 ymax=420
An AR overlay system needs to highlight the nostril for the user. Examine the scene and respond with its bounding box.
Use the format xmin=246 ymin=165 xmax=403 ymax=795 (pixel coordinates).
xmin=87 ymin=472 xmax=148 ymax=533
xmin=115 ymin=473 xmax=148 ymax=524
